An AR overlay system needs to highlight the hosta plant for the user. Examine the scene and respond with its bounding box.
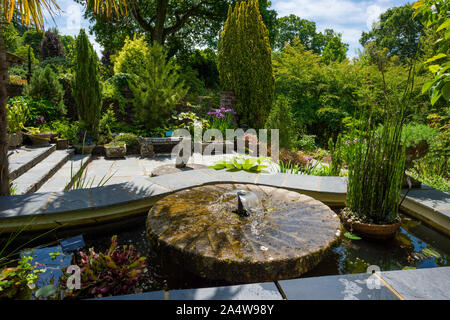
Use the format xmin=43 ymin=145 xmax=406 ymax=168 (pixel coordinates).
xmin=209 ymin=156 xmax=272 ymax=173
xmin=60 ymin=236 xmax=151 ymax=299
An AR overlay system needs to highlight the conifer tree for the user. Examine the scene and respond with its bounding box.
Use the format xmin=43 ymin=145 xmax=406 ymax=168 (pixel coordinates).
xmin=218 ymin=0 xmax=274 ymax=129
xmin=115 ymin=36 xmax=187 ymax=130
xmin=72 ymin=29 xmax=102 ymax=138
xmin=265 ymin=95 xmax=296 ymax=149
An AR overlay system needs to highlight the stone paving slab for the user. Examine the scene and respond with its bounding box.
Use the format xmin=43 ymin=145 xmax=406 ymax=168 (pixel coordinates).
xmin=0 ymin=192 xmax=52 ymax=218
xmin=44 ymin=189 xmax=93 ymax=214
xmin=8 ymin=145 xmax=56 ymax=180
xmin=37 ymin=154 xmax=91 ymax=192
xmin=95 ymin=267 xmax=450 ymax=300
xmin=378 ymin=267 xmax=450 ymax=300
xmin=96 ymin=290 xmax=165 ymax=300
xmin=12 ymin=149 xmax=75 ymax=195
xmin=405 ymin=189 xmax=450 ymax=215
xmin=166 ymin=282 xmax=283 ymax=300
xmin=278 ymin=273 xmax=399 ymax=300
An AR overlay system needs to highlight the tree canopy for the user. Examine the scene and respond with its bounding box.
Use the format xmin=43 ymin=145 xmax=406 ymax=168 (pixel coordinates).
xmin=360 ymin=4 xmax=424 ymax=61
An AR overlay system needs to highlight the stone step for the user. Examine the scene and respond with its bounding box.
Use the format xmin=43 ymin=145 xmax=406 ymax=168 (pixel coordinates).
xmin=11 ymin=149 xmax=75 ymax=195
xmin=36 ymin=154 xmax=92 ymax=193
xmin=8 ymin=145 xmax=56 ymax=180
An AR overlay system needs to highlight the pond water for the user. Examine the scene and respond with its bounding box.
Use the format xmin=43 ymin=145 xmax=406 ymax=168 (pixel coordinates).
xmin=6 ymin=210 xmax=450 ymax=298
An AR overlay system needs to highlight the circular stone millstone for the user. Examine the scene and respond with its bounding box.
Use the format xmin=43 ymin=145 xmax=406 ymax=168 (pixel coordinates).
xmin=146 ymin=184 xmax=342 ymax=283
xmin=151 ymin=164 xmax=208 ymax=177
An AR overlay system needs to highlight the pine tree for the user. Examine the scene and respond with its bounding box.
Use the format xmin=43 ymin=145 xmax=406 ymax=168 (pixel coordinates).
xmin=24 ymin=65 xmax=65 ymax=114
xmin=116 ymin=37 xmax=187 ymax=130
xmin=72 ymin=29 xmax=102 ymax=138
xmin=218 ymin=0 xmax=274 ymax=129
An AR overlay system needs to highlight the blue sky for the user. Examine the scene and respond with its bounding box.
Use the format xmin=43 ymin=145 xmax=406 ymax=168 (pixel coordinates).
xmin=43 ymin=0 xmax=413 ymax=58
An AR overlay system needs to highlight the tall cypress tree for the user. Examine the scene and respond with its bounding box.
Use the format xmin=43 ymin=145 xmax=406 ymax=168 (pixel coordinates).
xmin=72 ymin=29 xmax=102 ymax=138
xmin=218 ymin=0 xmax=274 ymax=129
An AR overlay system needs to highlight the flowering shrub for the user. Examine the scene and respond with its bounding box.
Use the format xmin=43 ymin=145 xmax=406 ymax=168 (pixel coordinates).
xmin=60 ymin=236 xmax=151 ymax=299
xmin=35 ymin=115 xmax=46 ymax=125
xmin=9 ymin=75 xmax=27 ymax=86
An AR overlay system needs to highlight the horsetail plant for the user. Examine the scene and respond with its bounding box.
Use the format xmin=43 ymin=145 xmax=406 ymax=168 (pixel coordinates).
xmin=345 ymin=52 xmax=416 ymax=224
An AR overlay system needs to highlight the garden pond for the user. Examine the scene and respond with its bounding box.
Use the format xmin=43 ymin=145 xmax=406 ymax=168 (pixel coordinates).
xmin=4 ymin=209 xmax=450 ymax=299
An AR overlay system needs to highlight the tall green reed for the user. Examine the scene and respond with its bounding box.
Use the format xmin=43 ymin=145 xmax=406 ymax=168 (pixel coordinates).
xmin=346 ymin=53 xmax=416 ymax=224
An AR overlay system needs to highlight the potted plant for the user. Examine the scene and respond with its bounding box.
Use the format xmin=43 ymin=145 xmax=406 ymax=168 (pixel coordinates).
xmin=73 ymin=131 xmax=97 ymax=154
xmin=6 ymin=98 xmax=30 ymax=148
xmin=104 ymin=141 xmax=127 ymax=158
xmin=340 ymin=48 xmax=413 ymax=240
xmin=25 ymin=127 xmax=54 ymax=147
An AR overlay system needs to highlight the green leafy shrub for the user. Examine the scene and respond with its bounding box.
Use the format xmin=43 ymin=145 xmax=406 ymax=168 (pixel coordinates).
xmin=27 ymin=99 xmax=62 ymax=125
xmin=328 ymin=135 xmax=344 ymax=176
xmin=60 ymin=235 xmax=150 ymax=299
xmin=6 ymin=97 xmax=30 ymax=133
xmin=0 ymin=255 xmax=45 ymax=299
xmin=113 ymin=133 xmax=139 ymax=150
xmin=265 ymin=95 xmax=297 ymax=149
xmin=98 ymin=107 xmax=116 ymax=145
xmin=72 ymin=29 xmax=102 ymax=138
xmin=24 ymin=65 xmax=65 ymax=115
xmin=14 ymin=45 xmax=39 ymax=64
xmin=297 ymin=135 xmax=317 ymax=152
xmin=50 ymin=120 xmax=79 ymax=141
xmin=218 ymin=0 xmax=274 ymax=128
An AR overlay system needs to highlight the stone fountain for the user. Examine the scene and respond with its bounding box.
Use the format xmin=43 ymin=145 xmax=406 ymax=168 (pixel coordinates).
xmin=146 ymin=184 xmax=342 ymax=283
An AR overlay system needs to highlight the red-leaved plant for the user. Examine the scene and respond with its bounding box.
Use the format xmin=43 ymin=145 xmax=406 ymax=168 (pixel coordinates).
xmin=60 ymin=235 xmax=151 ymax=299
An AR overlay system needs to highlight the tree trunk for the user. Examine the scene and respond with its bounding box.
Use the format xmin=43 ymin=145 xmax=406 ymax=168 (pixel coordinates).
xmin=0 ymin=29 xmax=10 ymax=196
xmin=153 ymin=0 xmax=168 ymax=45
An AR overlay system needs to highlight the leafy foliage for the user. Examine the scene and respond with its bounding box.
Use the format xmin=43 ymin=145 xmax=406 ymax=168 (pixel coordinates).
xmin=60 ymin=235 xmax=150 ymax=298
xmin=6 ymin=97 xmax=30 ymax=133
xmin=14 ymin=44 xmax=39 ymax=64
xmin=413 ymin=0 xmax=450 ymax=105
xmin=218 ymin=0 xmax=274 ymax=128
xmin=360 ymin=4 xmax=424 ymax=61
xmin=40 ymin=30 xmax=66 ymax=60
xmin=209 ymin=155 xmax=272 ymax=173
xmin=0 ymin=255 xmax=45 ymax=299
xmin=113 ymin=132 xmax=140 ymax=150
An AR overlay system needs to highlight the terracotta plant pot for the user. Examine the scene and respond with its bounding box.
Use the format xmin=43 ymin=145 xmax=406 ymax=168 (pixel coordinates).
xmin=56 ymin=138 xmax=69 ymax=150
xmin=7 ymin=132 xmax=22 ymax=148
xmin=105 ymin=144 xmax=127 ymax=158
xmin=29 ymin=133 xmax=52 ymax=147
xmin=74 ymin=144 xmax=96 ymax=154
xmin=341 ymin=213 xmax=401 ymax=240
